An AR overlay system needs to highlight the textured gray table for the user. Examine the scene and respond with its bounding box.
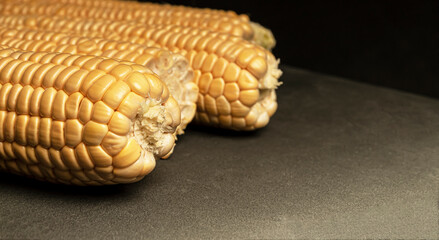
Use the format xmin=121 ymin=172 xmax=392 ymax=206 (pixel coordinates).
xmin=1 ymin=66 xmax=438 ymax=239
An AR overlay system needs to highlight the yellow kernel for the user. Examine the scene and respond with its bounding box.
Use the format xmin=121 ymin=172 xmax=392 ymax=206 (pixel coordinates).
xmin=212 ymin=57 xmax=228 ymax=78
xmin=224 ymin=83 xmax=240 ymax=102
xmin=78 ymin=98 xmax=93 ymax=124
xmin=232 ymin=117 xmax=246 ymax=129
xmin=72 ymin=55 xmax=96 ymax=68
xmin=198 ymin=73 xmax=213 ymax=94
xmin=29 ymin=87 xmax=44 ymax=116
xmin=204 ymin=95 xmax=217 ymax=116
xmin=25 ymin=146 xmax=38 ymax=164
xmin=39 ymin=87 xmax=57 ymax=117
xmin=53 ymin=169 xmax=73 ymax=181
xmin=11 ymin=61 xmax=33 ymax=85
xmin=247 ymin=55 xmax=268 ymax=79
xmin=75 ymin=142 xmax=94 ymax=169
xmin=49 ymin=147 xmax=68 ymax=170
xmin=65 ymin=119 xmax=83 ymax=148
xmin=97 ymin=59 xmax=119 ymax=72
xmin=63 ymin=69 xmax=88 ymax=95
xmin=239 ymin=89 xmax=259 ymax=107
xmin=0 ymin=83 xmax=12 ymax=111
xmin=80 ymin=69 xmax=106 ymax=96
xmin=223 ymin=62 xmax=240 ymax=82
xmin=52 ymin=90 xmax=68 ymax=121
xmin=219 ymin=115 xmax=232 ymax=127
xmin=60 ymin=146 xmax=82 ymax=170
xmin=31 ymin=63 xmax=55 ymax=87
xmin=145 ymin=74 xmax=163 ymax=100
xmin=110 ymin=64 xmax=132 ymax=80
xmin=216 ymin=96 xmax=231 ymax=115
xmin=14 ymin=115 xmax=29 ymax=145
xmin=201 ymin=54 xmax=218 ymax=73
xmin=16 ymin=85 xmax=33 ymax=115
xmin=102 ymin=80 xmax=131 ymax=109
xmin=4 ymin=112 xmax=16 ymax=143
xmin=65 ymin=92 xmax=83 ymax=119
xmin=42 ymin=65 xmax=67 ymax=88
xmin=230 ymin=100 xmax=250 ymax=117
xmin=87 ymin=74 xmax=116 ymax=102
xmin=125 ymin=71 xmax=150 ymax=97
xmin=208 ymin=78 xmax=225 ymax=98
xmin=101 ymin=131 xmax=128 ymax=156
xmin=192 ymin=51 xmax=208 ymax=70
xmin=26 ymin=116 xmax=39 ymax=147
xmin=236 ymin=48 xmax=257 ymax=69
xmin=113 ymin=157 xmax=144 ymax=179
xmin=91 ymin=101 xmax=114 ymax=124
xmin=83 ymin=57 xmax=103 ymax=71
xmin=238 ymin=70 xmax=259 ymax=90
xmin=50 ymin=121 xmax=65 ymax=150
xmin=83 ymin=121 xmax=108 ymax=145
xmin=6 ymin=84 xmax=23 ymax=112
xmin=108 ymin=111 xmax=131 ymax=135
xmin=87 ymin=145 xmax=112 ymax=167
xmin=117 ymin=92 xmax=144 ymax=119
xmin=112 ymin=138 xmax=141 ymax=168
xmin=0 ymin=111 xmax=6 ymax=141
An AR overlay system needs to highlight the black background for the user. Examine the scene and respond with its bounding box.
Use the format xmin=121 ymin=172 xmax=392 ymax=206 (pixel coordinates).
xmin=145 ymin=0 xmax=439 ymax=98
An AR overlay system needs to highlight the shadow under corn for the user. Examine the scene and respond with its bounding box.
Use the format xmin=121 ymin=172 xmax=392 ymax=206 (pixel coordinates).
xmin=0 ymin=171 xmax=157 ymax=199
xmin=0 ymin=124 xmax=266 ymax=196
xmin=183 ymin=123 xmax=264 ymax=138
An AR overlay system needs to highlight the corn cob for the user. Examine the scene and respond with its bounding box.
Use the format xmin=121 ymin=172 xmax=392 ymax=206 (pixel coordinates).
xmin=0 ymin=46 xmax=181 ymax=185
xmin=0 ymin=1 xmax=251 ymax=39
xmin=0 ymin=0 xmax=276 ymax=50
xmin=0 ymin=14 xmax=282 ymax=130
xmin=0 ymin=27 xmax=197 ymax=134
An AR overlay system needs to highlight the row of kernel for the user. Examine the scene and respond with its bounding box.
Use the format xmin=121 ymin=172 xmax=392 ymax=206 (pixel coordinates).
xmin=0 ymin=142 xmax=145 ymax=185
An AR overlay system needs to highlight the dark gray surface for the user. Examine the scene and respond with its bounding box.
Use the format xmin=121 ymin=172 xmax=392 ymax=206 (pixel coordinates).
xmin=0 ymin=66 xmax=438 ymax=239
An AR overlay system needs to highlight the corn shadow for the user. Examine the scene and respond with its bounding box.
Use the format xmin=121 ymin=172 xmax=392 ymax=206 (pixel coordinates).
xmin=183 ymin=123 xmax=264 ymax=138
xmin=0 ymin=171 xmax=156 ymax=199
xmin=0 ymin=125 xmax=263 ymax=196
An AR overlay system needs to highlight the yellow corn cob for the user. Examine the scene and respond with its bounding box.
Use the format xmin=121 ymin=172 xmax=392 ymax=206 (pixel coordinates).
xmin=0 ymin=1 xmax=251 ymax=39
xmin=3 ymin=0 xmax=240 ymax=15
xmin=0 ymin=26 xmax=198 ymax=134
xmin=0 ymin=14 xmax=282 ymax=130
xmin=0 ymin=0 xmax=276 ymax=50
xmin=0 ymin=46 xmax=181 ymax=185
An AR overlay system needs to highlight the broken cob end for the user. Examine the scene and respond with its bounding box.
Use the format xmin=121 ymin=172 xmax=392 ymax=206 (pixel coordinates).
xmin=250 ymin=22 xmax=276 ymax=51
